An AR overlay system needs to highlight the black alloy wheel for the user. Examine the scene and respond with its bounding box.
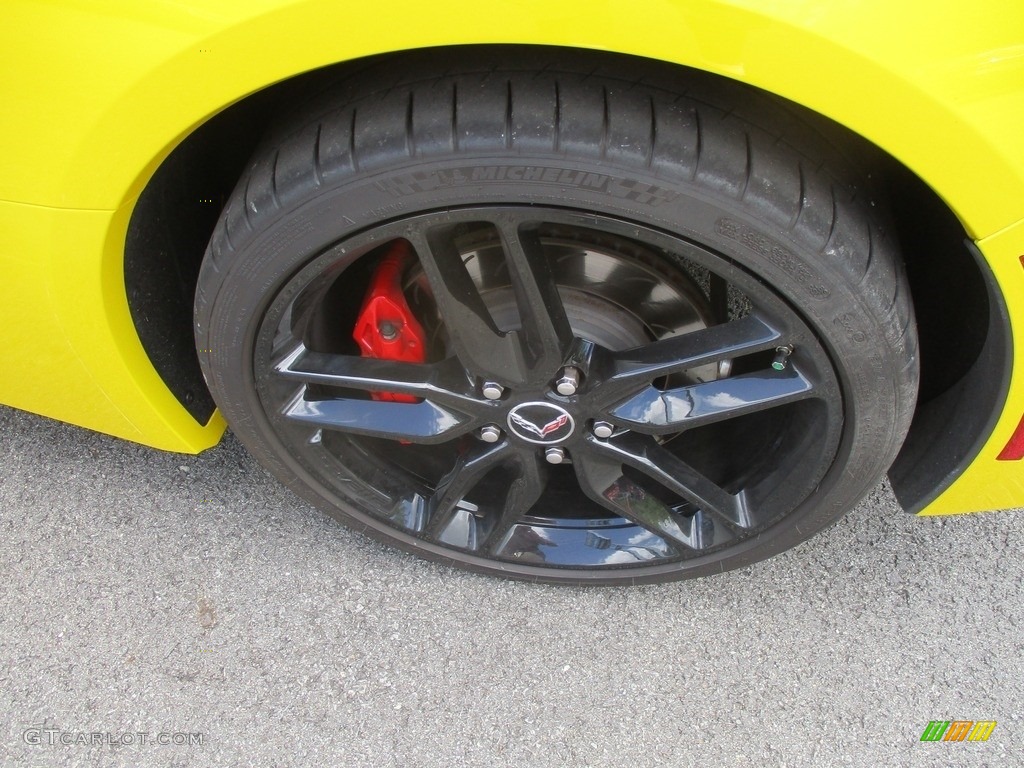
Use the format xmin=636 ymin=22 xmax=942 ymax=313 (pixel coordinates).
xmin=195 ymin=51 xmax=918 ymax=584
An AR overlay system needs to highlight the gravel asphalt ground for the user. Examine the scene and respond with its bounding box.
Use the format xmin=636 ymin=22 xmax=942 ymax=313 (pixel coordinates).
xmin=0 ymin=403 xmax=1021 ymax=767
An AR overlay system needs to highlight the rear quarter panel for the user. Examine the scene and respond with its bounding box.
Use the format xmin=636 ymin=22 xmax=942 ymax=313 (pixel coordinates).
xmin=1 ymin=0 xmax=1022 ymax=508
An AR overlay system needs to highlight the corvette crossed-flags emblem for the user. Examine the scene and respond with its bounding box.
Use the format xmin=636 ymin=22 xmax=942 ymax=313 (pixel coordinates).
xmin=509 ymin=411 xmax=569 ymax=439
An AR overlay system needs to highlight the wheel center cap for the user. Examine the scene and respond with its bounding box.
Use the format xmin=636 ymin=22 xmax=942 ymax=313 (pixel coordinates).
xmin=507 ymin=402 xmax=575 ymax=445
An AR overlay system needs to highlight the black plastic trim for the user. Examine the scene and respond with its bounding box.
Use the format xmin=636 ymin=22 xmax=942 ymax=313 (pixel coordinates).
xmin=888 ymin=240 xmax=1013 ymax=514
xmin=124 ymin=95 xmax=275 ymax=423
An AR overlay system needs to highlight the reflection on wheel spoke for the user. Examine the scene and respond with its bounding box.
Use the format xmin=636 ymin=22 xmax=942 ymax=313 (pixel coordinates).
xmin=423 ymin=441 xmax=513 ymax=547
xmin=493 ymin=520 xmax=677 ymax=565
xmin=281 ymin=385 xmax=471 ymax=443
xmin=589 ymin=433 xmax=753 ymax=529
xmin=609 ymin=365 xmax=815 ymax=434
xmin=574 ymin=450 xmax=706 ymax=550
xmin=274 ymin=345 xmax=488 ymax=413
xmin=591 ymin=315 xmax=781 ymax=407
xmin=480 ymin=450 xmax=549 ymax=553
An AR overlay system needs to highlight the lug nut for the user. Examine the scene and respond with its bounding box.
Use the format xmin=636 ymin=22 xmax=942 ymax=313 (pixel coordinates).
xmin=555 ymin=367 xmax=582 ymax=396
xmin=479 ymin=425 xmax=502 ymax=443
xmin=481 ymin=381 xmax=505 ymax=400
xmin=544 ymin=447 xmax=566 ymax=464
xmin=592 ymin=421 xmax=615 ymax=439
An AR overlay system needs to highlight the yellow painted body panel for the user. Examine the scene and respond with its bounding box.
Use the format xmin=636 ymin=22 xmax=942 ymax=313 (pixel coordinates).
xmin=0 ymin=1 xmax=1021 ymax=506
xmin=3 ymin=1 xmax=1023 ymax=233
xmin=0 ymin=199 xmax=226 ymax=452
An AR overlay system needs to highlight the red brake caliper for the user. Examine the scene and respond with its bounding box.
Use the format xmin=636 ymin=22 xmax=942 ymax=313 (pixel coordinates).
xmin=351 ymin=242 xmax=427 ymax=403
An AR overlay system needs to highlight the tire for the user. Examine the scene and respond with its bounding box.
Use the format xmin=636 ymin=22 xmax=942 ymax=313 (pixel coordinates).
xmin=194 ymin=50 xmax=918 ymax=585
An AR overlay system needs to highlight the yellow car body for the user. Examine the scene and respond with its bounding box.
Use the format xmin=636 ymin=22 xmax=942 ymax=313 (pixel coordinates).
xmin=2 ymin=0 xmax=1022 ymax=516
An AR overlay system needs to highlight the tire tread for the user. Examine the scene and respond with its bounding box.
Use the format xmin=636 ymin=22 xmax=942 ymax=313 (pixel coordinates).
xmin=199 ymin=51 xmax=914 ymax=357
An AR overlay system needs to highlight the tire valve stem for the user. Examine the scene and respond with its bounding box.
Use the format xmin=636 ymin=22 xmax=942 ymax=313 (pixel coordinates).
xmin=772 ymin=345 xmax=794 ymax=371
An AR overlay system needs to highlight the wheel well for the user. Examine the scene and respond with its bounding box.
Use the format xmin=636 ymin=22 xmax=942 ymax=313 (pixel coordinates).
xmin=124 ymin=89 xmax=278 ymax=423
xmin=884 ymin=168 xmax=1011 ymax=513
xmin=124 ymin=45 xmax=1009 ymax=510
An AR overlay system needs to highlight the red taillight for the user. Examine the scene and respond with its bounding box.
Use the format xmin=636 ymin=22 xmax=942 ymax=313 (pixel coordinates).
xmin=997 ymin=414 xmax=1024 ymax=460
xmin=995 ymin=255 xmax=1024 ymax=460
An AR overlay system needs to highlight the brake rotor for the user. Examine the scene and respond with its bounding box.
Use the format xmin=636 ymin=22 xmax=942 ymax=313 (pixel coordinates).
xmin=406 ymin=224 xmax=719 ymax=382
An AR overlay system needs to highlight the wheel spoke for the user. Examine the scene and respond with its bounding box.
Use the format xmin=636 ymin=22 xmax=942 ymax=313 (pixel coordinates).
xmin=609 ymin=365 xmax=815 ymax=434
xmin=591 ymin=315 xmax=781 ymax=407
xmin=424 ymin=441 xmax=515 ymax=546
xmin=481 ymin=450 xmax=549 ymax=554
xmin=273 ymin=344 xmax=491 ymax=415
xmin=586 ymin=434 xmax=751 ymax=529
xmin=493 ymin=216 xmax=575 ymax=383
xmin=280 ymin=385 xmax=475 ymax=443
xmin=406 ymin=228 xmax=526 ymax=383
xmin=572 ymin=448 xmax=698 ymax=551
